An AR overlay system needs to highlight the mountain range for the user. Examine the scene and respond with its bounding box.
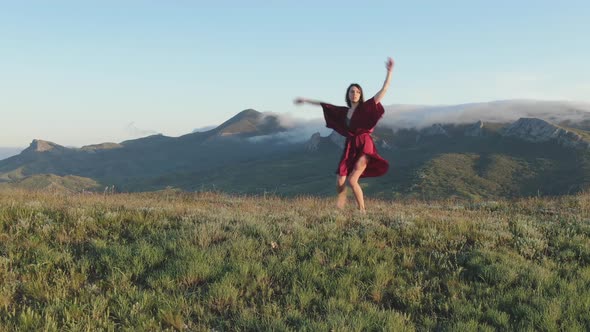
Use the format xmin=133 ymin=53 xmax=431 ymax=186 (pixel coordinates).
xmin=2 ymin=100 xmax=590 ymax=200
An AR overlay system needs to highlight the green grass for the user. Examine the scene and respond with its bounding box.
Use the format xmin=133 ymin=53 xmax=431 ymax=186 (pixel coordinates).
xmin=0 ymin=189 xmax=589 ymax=330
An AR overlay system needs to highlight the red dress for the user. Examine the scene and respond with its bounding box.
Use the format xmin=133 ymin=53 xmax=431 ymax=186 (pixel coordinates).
xmin=321 ymin=97 xmax=389 ymax=178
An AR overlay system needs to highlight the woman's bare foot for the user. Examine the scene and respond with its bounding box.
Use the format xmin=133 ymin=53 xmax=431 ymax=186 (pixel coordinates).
xmin=336 ymin=195 xmax=346 ymax=210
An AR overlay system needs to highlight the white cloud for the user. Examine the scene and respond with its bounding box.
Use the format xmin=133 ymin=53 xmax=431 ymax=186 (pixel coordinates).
xmin=265 ymin=100 xmax=590 ymax=137
xmin=247 ymin=112 xmax=331 ymax=143
xmin=379 ymin=99 xmax=590 ymax=130
xmin=125 ymin=122 xmax=159 ymax=137
xmin=192 ymin=125 xmax=217 ymax=133
xmin=212 ymin=100 xmax=590 ymax=143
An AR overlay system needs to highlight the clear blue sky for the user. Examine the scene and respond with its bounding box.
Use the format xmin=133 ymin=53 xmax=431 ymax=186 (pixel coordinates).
xmin=1 ymin=1 xmax=589 ymax=147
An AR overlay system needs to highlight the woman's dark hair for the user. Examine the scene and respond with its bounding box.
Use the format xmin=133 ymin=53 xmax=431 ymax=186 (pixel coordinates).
xmin=345 ymin=83 xmax=364 ymax=107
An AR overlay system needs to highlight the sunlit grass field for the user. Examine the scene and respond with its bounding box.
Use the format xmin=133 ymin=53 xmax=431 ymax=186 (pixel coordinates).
xmin=0 ymin=189 xmax=589 ymax=331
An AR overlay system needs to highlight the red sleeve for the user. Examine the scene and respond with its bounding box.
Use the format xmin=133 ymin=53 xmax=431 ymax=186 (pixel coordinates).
xmin=321 ymin=103 xmax=349 ymax=136
xmin=358 ymin=97 xmax=385 ymax=129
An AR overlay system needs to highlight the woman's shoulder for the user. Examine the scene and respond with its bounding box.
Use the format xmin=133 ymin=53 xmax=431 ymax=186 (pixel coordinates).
xmin=321 ymin=102 xmax=347 ymax=111
xmin=364 ymin=97 xmax=377 ymax=105
xmin=360 ymin=97 xmax=378 ymax=110
xmin=360 ymin=97 xmax=384 ymax=117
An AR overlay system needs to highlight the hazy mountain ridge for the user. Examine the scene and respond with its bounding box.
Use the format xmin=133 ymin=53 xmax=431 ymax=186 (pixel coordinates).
xmin=0 ymin=109 xmax=298 ymax=191
xmin=0 ymin=147 xmax=24 ymax=161
xmin=2 ymin=100 xmax=590 ymax=199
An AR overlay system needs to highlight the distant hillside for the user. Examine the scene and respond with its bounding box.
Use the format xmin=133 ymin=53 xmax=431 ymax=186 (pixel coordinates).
xmin=180 ymin=123 xmax=590 ymax=200
xmin=0 ymin=174 xmax=100 ymax=192
xmin=2 ymin=100 xmax=590 ymax=199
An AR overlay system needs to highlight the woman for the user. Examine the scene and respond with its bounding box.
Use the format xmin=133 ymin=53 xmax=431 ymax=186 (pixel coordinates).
xmin=294 ymin=57 xmax=394 ymax=212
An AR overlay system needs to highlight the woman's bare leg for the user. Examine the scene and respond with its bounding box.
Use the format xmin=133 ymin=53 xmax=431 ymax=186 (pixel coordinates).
xmin=336 ymin=175 xmax=347 ymax=209
xmin=347 ymin=155 xmax=368 ymax=212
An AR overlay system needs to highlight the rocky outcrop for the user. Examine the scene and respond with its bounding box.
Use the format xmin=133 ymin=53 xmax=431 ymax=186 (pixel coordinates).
xmin=416 ymin=124 xmax=449 ymax=142
xmin=328 ymin=131 xmax=345 ymax=149
xmin=306 ymin=131 xmax=346 ymax=152
xmin=465 ymin=120 xmax=484 ymax=137
xmin=502 ymin=118 xmax=589 ymax=149
xmin=306 ymin=132 xmax=321 ymax=152
xmin=380 ymin=139 xmax=393 ymax=150
xmin=22 ymin=140 xmax=66 ymax=153
xmin=81 ymin=142 xmax=123 ymax=151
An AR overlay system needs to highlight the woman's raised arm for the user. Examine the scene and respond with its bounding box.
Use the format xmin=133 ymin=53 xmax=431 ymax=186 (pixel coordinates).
xmin=373 ymin=57 xmax=394 ymax=104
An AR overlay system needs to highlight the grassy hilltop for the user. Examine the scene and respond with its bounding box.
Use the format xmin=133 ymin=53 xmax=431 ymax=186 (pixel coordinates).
xmin=0 ymin=189 xmax=589 ymax=330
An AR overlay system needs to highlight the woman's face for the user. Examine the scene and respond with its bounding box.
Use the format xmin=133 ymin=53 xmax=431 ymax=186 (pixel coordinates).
xmin=348 ymin=86 xmax=361 ymax=104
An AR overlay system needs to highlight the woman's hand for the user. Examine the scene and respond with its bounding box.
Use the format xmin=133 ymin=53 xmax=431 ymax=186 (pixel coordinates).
xmin=293 ymin=97 xmax=305 ymax=105
xmin=386 ymin=57 xmax=394 ymax=72
xmin=293 ymin=97 xmax=323 ymax=106
xmin=374 ymin=57 xmax=394 ymax=104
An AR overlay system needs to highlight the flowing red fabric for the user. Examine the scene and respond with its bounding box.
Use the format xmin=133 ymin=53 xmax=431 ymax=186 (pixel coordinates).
xmin=321 ymin=97 xmax=389 ymax=178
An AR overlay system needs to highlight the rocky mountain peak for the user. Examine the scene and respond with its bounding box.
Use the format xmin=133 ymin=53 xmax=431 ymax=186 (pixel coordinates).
xmin=502 ymin=118 xmax=589 ymax=149
xmin=213 ymin=109 xmax=287 ymax=138
xmin=502 ymin=118 xmax=557 ymax=140
xmin=24 ymin=139 xmax=65 ymax=153
xmin=232 ymin=109 xmax=262 ymax=121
